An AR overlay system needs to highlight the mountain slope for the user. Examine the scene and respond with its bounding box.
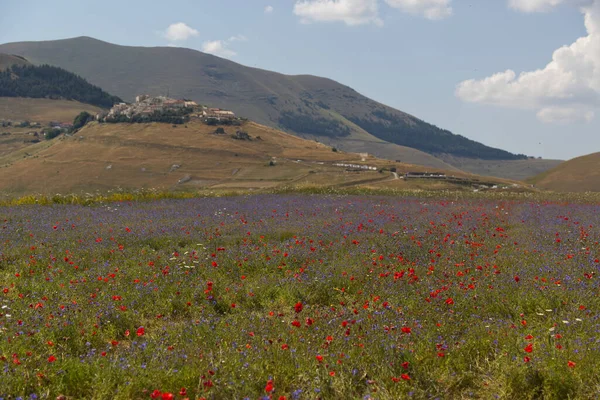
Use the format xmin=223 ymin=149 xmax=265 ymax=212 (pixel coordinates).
xmin=0 ymin=36 xmax=526 ymax=163
xmin=528 ymin=152 xmax=600 ymax=192
xmin=0 ymin=120 xmax=512 ymax=196
xmin=0 ymin=62 xmax=122 ymax=108
xmin=0 ymin=53 xmax=30 ymax=70
xmin=0 ymin=97 xmax=102 ymax=123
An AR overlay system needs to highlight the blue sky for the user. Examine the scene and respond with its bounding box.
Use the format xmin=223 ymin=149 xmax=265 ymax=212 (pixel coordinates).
xmin=1 ymin=0 xmax=598 ymax=160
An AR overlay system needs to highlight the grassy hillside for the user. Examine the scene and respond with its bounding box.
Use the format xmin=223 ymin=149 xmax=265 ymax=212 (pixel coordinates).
xmin=0 ymin=53 xmax=30 ymax=70
xmin=0 ymin=120 xmax=517 ymax=195
xmin=0 ymin=97 xmax=102 ymax=123
xmin=438 ymin=155 xmax=563 ymax=181
xmin=528 ymin=152 xmax=600 ymax=192
xmin=0 ymin=36 xmax=526 ymax=163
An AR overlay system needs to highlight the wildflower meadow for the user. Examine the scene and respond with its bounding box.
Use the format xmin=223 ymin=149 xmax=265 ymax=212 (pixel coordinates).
xmin=1 ymin=194 xmax=600 ymax=399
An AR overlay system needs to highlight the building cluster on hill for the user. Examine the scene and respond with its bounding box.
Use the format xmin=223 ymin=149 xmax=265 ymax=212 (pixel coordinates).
xmin=100 ymin=95 xmax=198 ymax=120
xmin=98 ymin=95 xmax=237 ymax=124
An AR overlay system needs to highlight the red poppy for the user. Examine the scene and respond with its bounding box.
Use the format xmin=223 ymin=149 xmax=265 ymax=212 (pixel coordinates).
xmin=47 ymin=355 xmax=56 ymax=363
xmin=401 ymin=327 xmax=411 ymax=334
xmin=401 ymin=374 xmax=410 ymax=380
xmin=568 ymin=360 xmax=576 ymax=368
xmin=402 ymin=361 xmax=410 ymax=369
xmin=265 ymin=380 xmax=274 ymax=393
xmin=445 ymin=298 xmax=454 ymax=305
xmin=294 ymin=302 xmax=303 ymax=313
xmin=514 ymin=276 xmax=520 ymax=282
xmin=150 ymin=390 xmax=162 ymax=399
xmin=524 ymin=343 xmax=533 ymax=353
xmin=316 ymin=355 xmax=323 ymax=362
xmin=291 ymin=320 xmax=301 ymax=327
xmin=162 ymin=393 xmax=174 ymax=400
xmin=136 ymin=327 xmax=145 ymax=337
xmin=524 ymin=356 xmax=530 ymax=363
xmin=329 ymin=371 xmax=335 ymax=376
xmin=179 ymin=388 xmax=187 ymax=396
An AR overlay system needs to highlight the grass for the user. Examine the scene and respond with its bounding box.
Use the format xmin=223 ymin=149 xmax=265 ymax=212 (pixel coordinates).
xmin=527 ymin=152 xmax=600 ymax=192
xmin=1 ymin=191 xmax=600 ymax=399
xmin=0 ymin=97 xmax=102 ymax=123
xmin=0 ymin=120 xmax=519 ymax=196
xmin=437 ymin=154 xmax=563 ymax=182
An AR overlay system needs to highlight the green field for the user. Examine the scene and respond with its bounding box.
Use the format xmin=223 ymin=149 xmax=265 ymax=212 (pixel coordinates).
xmin=1 ymin=191 xmax=600 ymax=399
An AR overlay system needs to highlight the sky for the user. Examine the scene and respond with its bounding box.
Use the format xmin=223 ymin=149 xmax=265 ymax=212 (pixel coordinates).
xmin=1 ymin=0 xmax=598 ymax=160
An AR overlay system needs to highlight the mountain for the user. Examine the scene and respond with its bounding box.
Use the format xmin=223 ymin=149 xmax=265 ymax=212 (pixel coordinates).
xmin=0 ymin=60 xmax=122 ymax=108
xmin=0 ymin=37 xmax=527 ymax=166
xmin=528 ymin=152 xmax=600 ymax=192
xmin=0 ymin=120 xmax=516 ymax=196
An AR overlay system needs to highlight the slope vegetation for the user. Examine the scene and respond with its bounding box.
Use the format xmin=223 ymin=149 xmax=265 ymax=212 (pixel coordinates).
xmin=0 ymin=53 xmax=30 ymax=70
xmin=438 ymin=155 xmax=563 ymax=181
xmin=0 ymin=120 xmax=516 ymax=195
xmin=0 ymin=63 xmax=122 ymax=108
xmin=528 ymin=152 xmax=600 ymax=192
xmin=0 ymin=97 xmax=102 ymax=123
xmin=0 ymin=37 xmax=525 ymax=163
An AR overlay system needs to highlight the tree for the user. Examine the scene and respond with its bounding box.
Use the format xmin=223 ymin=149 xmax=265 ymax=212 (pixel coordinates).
xmin=0 ymin=64 xmax=122 ymax=108
xmin=45 ymin=128 xmax=62 ymax=140
xmin=72 ymin=112 xmax=93 ymax=132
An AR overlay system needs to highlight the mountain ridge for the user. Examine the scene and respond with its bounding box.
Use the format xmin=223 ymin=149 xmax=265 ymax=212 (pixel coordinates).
xmin=0 ymin=36 xmax=527 ymax=163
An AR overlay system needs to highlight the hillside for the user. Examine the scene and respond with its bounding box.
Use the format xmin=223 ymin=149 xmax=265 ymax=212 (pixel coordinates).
xmin=0 ymin=62 xmax=122 ymax=108
xmin=0 ymin=97 xmax=102 ymax=123
xmin=0 ymin=120 xmax=519 ymax=196
xmin=528 ymin=152 xmax=600 ymax=192
xmin=0 ymin=37 xmax=527 ymax=166
xmin=0 ymin=53 xmax=30 ymax=70
xmin=437 ymin=155 xmax=563 ymax=181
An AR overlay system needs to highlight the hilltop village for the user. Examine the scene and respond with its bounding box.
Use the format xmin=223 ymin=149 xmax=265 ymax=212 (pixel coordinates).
xmin=97 ymin=95 xmax=238 ymax=124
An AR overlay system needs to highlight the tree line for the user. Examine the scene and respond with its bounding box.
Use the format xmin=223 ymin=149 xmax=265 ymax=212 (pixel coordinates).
xmin=104 ymin=108 xmax=193 ymax=125
xmin=0 ymin=64 xmax=122 ymax=108
xmin=279 ymin=111 xmax=350 ymax=138
xmin=349 ymin=109 xmax=528 ymax=160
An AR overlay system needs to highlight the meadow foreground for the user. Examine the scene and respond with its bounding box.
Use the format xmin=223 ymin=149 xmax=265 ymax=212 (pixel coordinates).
xmin=1 ymin=194 xmax=599 ymax=399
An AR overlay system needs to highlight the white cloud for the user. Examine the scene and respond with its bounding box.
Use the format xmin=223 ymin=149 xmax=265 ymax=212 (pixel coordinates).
xmin=265 ymin=5 xmax=274 ymax=13
xmin=384 ymin=0 xmax=452 ymax=20
xmin=163 ymin=22 xmax=199 ymax=42
xmin=456 ymin=1 xmax=600 ymax=123
xmin=508 ymin=0 xmax=567 ymax=12
xmin=293 ymin=0 xmax=383 ymax=26
xmin=202 ymin=35 xmax=247 ymax=58
xmin=202 ymin=40 xmax=237 ymax=58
